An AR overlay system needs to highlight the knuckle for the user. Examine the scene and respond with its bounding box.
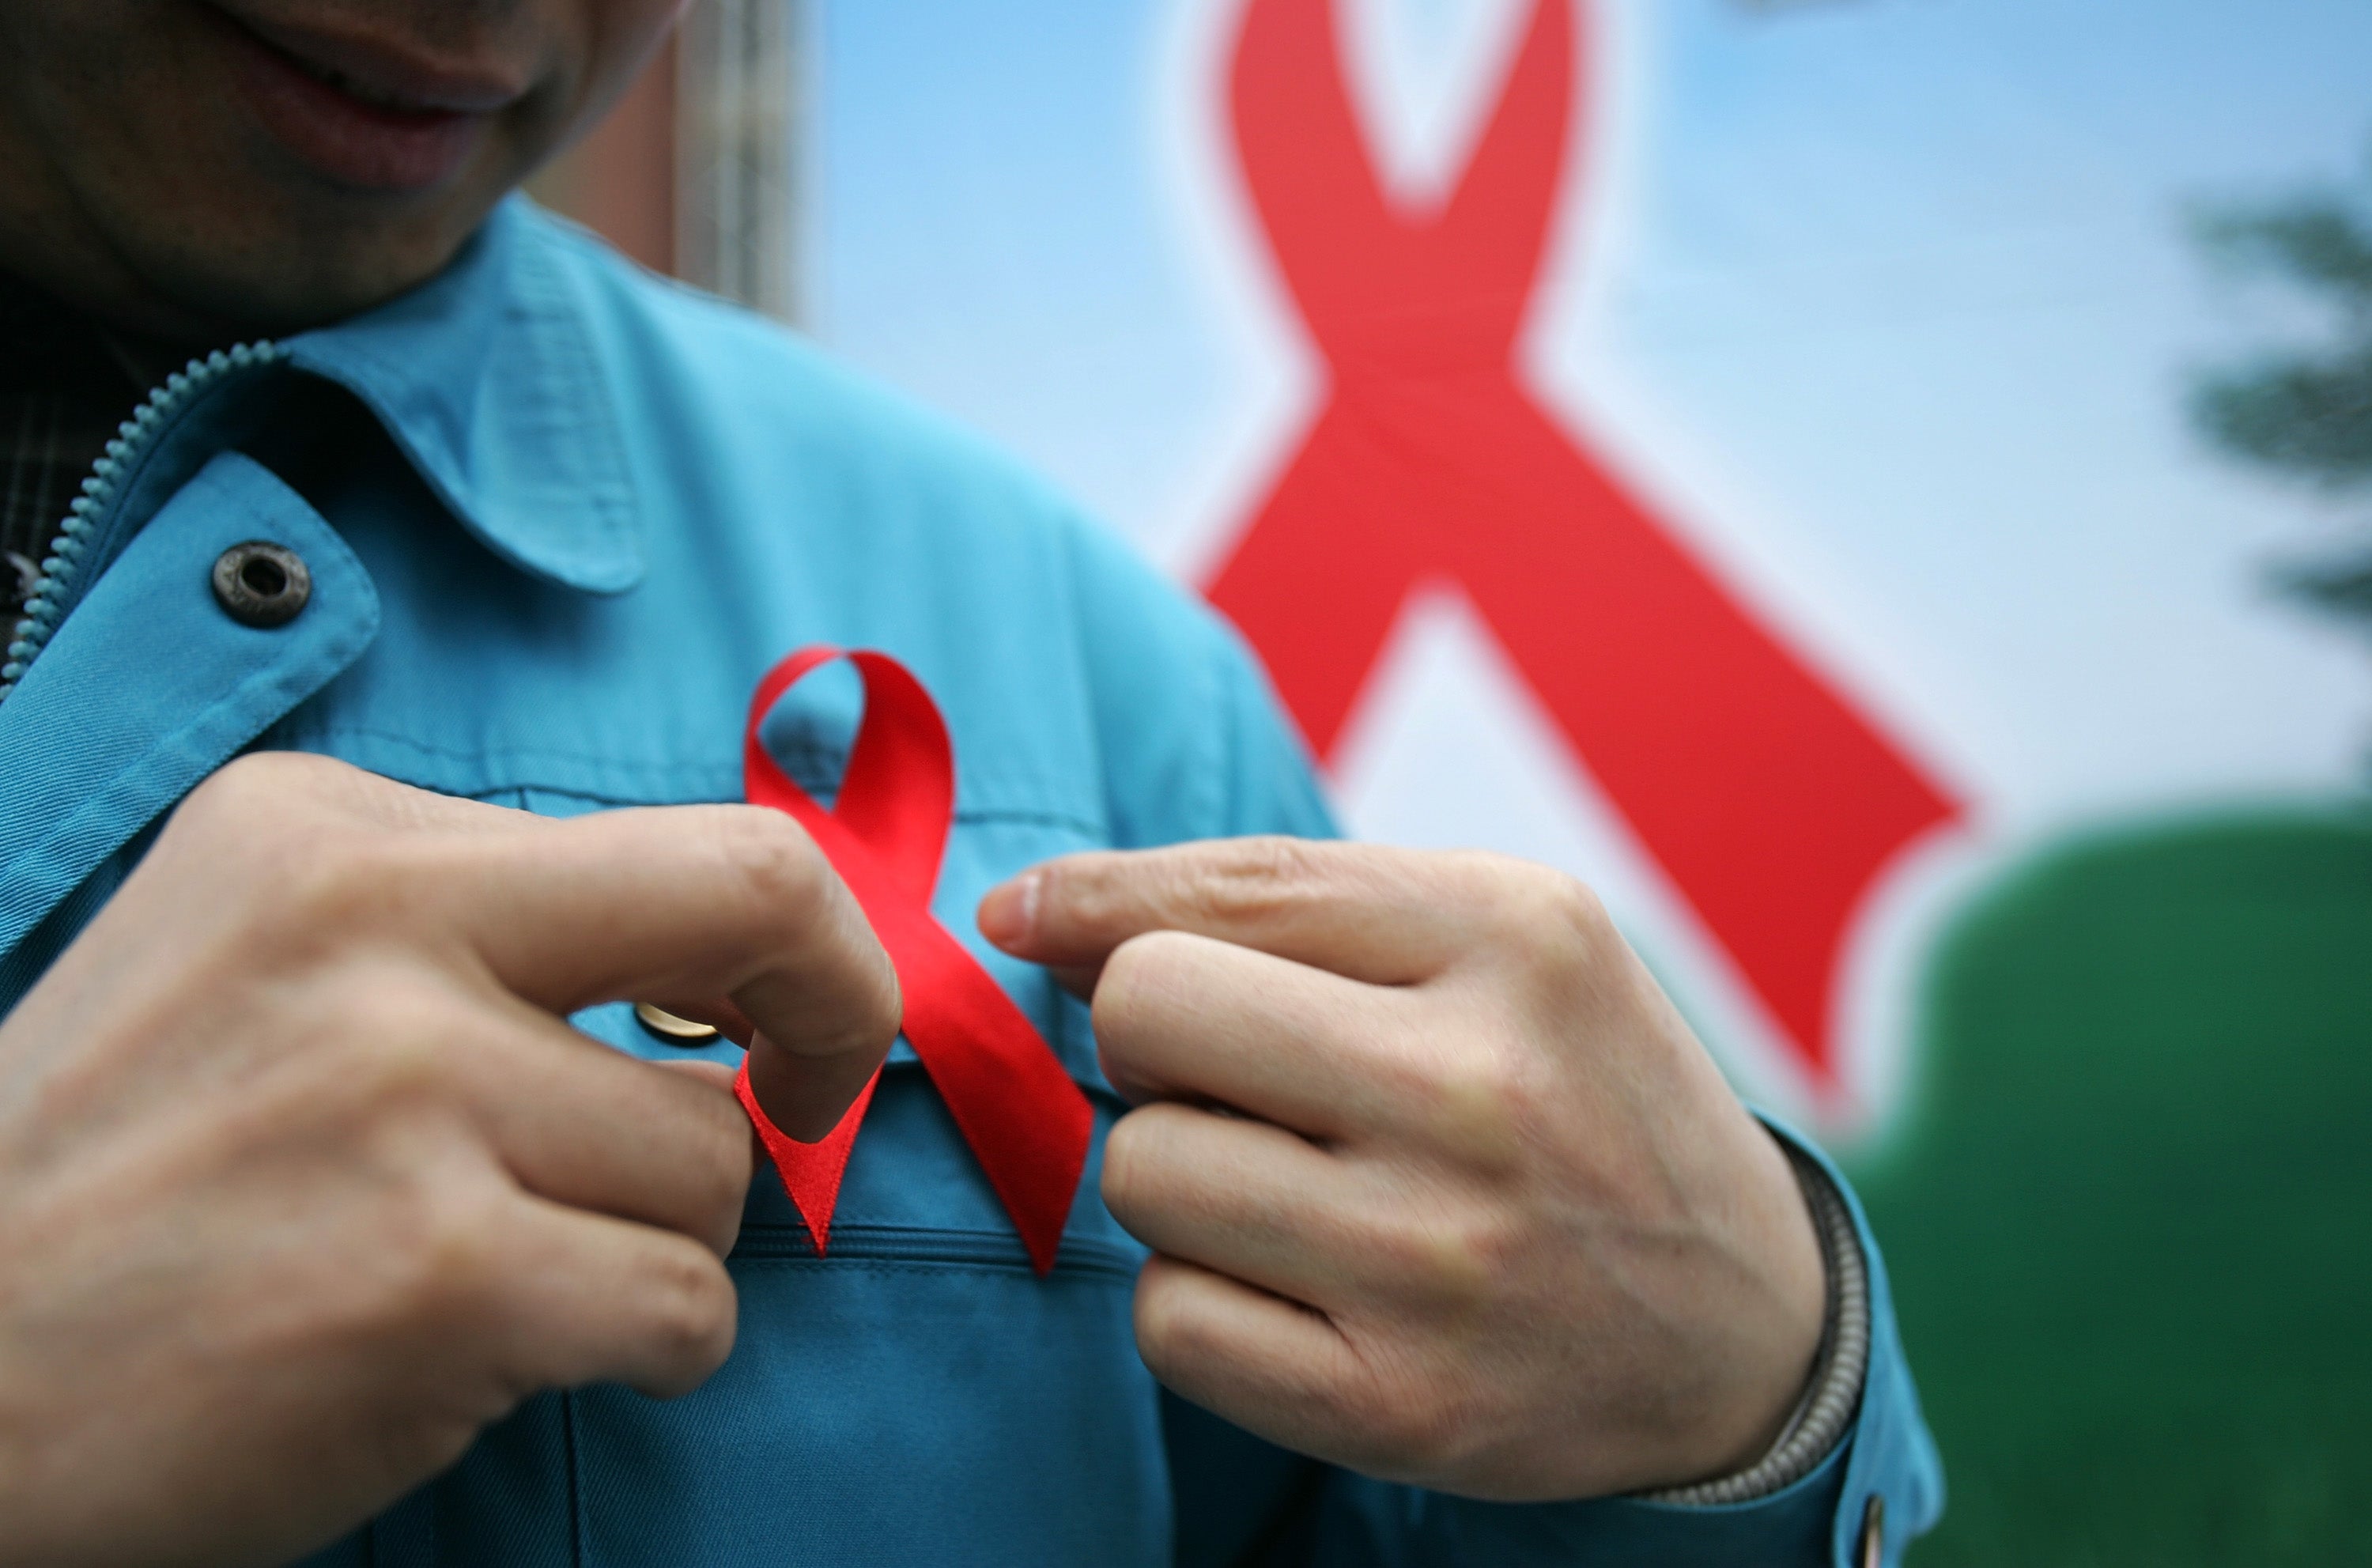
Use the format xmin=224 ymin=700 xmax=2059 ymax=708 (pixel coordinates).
xmin=1091 ymin=929 xmax=1194 ymax=1038
xmin=350 ymin=1011 xmax=455 ymax=1109
xmin=1128 ymin=1260 xmax=1199 ymax=1377
xmin=1098 ymin=1115 xmax=1146 ymax=1223
xmin=1414 ymin=1041 xmax=1536 ymax=1164
xmin=173 ymin=758 xmax=380 ymax=915
xmin=854 ymin=943 xmax=903 ymax=1044
xmin=201 ymin=973 xmax=457 ymax=1155
xmin=1365 ymin=1200 xmax=1517 ymax=1308
xmin=1383 ymin=1382 xmax=1479 ymax=1473
xmin=635 ymin=1245 xmax=737 ymax=1368
xmin=1096 ymin=1108 xmax=1176 ymax=1230
xmin=1362 ymin=1217 xmax=1437 ymax=1291
xmin=1109 ymin=926 xmax=1198 ymax=984
xmin=1367 ymin=1387 xmax=1437 ymax=1464
xmin=1194 ymin=836 xmax=1328 ymax=924
xmin=264 ymin=830 xmax=414 ymax=951
xmin=308 ymin=987 xmax=491 ymax=1141
xmin=1429 ymin=1041 xmax=1521 ymax=1115
xmin=1465 ymin=861 xmax=1618 ymax=1016
xmin=1496 ymin=860 xmax=1611 ymax=948
xmin=378 ymin=1178 xmax=507 ymax=1327
xmin=705 ymin=807 xmax=827 ymax=917
xmin=180 ymin=750 xmax=334 ymax=823
xmin=1339 ymin=1355 xmax=1482 ymax=1475
xmin=1440 ymin=1209 xmax=1522 ymax=1304
xmin=682 ymin=1105 xmax=757 ymax=1238
xmin=1548 ymin=876 xmax=1616 ymax=956
xmin=175 ymin=754 xmax=379 ymax=872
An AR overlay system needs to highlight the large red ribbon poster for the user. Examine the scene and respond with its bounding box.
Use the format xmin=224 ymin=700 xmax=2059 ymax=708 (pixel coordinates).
xmin=1205 ymin=0 xmax=1962 ymax=1092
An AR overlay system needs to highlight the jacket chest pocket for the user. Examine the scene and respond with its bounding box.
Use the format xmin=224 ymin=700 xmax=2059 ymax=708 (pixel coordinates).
xmin=345 ymin=1071 xmax=1168 ymax=1568
xmin=560 ymin=871 xmax=1166 ymax=1568
xmin=572 ymin=1087 xmax=1167 ymax=1567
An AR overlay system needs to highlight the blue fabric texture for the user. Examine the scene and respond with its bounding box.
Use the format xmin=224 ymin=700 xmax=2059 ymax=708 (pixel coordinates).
xmin=0 ymin=198 xmax=1941 ymax=1566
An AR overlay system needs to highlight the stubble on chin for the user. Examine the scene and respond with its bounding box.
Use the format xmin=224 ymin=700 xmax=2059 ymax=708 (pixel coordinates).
xmin=0 ymin=0 xmax=586 ymax=341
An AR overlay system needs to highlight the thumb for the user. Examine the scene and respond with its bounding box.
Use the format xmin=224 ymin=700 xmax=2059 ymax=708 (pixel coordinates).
xmin=743 ymin=1029 xmax=882 ymax=1142
xmin=638 ymin=999 xmax=888 ymax=1143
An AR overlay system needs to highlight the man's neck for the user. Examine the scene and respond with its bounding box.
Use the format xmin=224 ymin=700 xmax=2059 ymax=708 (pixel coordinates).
xmin=0 ymin=270 xmax=213 ymax=398
xmin=0 ymin=269 xmax=215 ymax=621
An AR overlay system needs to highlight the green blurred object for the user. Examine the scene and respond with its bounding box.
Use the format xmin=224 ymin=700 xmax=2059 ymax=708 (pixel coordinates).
xmin=1848 ymin=809 xmax=2372 ymax=1566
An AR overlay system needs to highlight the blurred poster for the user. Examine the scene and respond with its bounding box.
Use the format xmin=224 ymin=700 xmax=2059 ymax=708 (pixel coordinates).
xmin=807 ymin=2 xmax=2372 ymax=1559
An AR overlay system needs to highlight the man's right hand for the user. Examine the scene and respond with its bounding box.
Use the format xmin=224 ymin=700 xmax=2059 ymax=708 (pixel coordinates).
xmin=0 ymin=753 xmax=900 ymax=1568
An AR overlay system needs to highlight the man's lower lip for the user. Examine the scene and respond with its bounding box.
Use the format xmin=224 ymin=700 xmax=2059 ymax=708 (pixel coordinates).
xmin=214 ymin=9 xmax=490 ymax=191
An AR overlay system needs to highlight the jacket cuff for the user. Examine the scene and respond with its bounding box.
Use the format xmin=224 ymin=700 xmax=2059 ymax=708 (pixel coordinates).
xmin=1781 ymin=1118 xmax=1947 ymax=1567
xmin=1641 ymin=1138 xmax=1868 ymax=1506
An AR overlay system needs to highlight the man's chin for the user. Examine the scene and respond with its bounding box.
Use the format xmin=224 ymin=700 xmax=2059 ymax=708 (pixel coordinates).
xmin=160 ymin=212 xmax=488 ymax=338
xmin=25 ymin=175 xmax=497 ymax=346
xmin=0 ymin=0 xmax=675 ymax=344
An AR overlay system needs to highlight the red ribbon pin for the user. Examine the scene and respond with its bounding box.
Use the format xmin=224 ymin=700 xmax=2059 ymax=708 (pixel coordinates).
xmin=731 ymin=647 xmax=1093 ymax=1275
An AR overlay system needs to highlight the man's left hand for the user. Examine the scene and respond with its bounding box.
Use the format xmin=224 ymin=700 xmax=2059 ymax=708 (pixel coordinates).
xmin=978 ymin=839 xmax=1826 ymax=1502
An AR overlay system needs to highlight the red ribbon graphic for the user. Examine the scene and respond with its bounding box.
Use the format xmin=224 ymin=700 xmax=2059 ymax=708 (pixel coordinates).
xmin=1209 ymin=0 xmax=1961 ymax=1091
xmin=733 ymin=647 xmax=1092 ymax=1274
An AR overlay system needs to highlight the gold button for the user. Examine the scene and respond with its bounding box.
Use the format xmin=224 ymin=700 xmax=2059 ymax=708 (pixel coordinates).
xmin=1857 ymin=1494 xmax=1885 ymax=1568
xmin=634 ymin=1003 xmax=722 ymax=1045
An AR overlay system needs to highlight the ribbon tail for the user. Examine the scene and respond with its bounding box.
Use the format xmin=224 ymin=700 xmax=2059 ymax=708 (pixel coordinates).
xmin=886 ymin=905 xmax=1094 ymax=1275
xmin=736 ymin=1060 xmax=882 ymax=1255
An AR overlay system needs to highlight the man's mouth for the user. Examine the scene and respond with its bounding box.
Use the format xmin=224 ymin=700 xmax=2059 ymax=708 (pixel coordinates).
xmin=275 ymin=51 xmax=449 ymax=118
xmin=203 ymin=2 xmax=527 ymax=191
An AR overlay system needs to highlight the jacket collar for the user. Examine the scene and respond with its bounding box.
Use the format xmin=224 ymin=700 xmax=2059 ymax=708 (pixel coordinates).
xmin=282 ymin=198 xmax=645 ymax=595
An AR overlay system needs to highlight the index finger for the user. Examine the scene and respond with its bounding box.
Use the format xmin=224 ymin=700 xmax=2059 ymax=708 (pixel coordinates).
xmin=278 ymin=759 xmax=897 ymax=1139
xmin=186 ymin=758 xmax=898 ymax=1140
xmin=236 ymin=761 xmax=896 ymax=1046
xmin=412 ymin=801 xmax=901 ymax=1141
xmin=976 ymin=837 xmax=1491 ymax=987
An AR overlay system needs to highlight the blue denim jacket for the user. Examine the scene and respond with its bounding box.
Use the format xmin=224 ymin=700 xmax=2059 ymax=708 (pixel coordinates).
xmin=0 ymin=199 xmax=1940 ymax=1566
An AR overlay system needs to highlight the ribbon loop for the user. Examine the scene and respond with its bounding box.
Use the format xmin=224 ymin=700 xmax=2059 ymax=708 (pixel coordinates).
xmin=735 ymin=647 xmax=1091 ymax=1274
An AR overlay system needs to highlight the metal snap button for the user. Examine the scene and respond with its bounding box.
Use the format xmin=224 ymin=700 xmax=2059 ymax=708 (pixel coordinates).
xmin=635 ymin=1002 xmax=723 ymax=1046
xmin=1857 ymin=1494 xmax=1885 ymax=1568
xmin=211 ymin=541 xmax=311 ymax=629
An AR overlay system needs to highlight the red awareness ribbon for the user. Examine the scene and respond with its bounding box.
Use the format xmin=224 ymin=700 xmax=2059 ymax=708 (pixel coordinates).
xmin=731 ymin=647 xmax=1092 ymax=1275
xmin=1210 ymin=0 xmax=1962 ymax=1093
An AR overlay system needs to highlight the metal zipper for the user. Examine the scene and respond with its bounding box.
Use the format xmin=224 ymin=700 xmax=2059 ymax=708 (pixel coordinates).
xmin=1 ymin=340 xmax=285 ymax=704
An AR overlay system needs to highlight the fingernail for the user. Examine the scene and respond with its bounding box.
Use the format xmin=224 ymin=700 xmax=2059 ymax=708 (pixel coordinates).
xmin=978 ymin=871 xmax=1041 ymax=949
